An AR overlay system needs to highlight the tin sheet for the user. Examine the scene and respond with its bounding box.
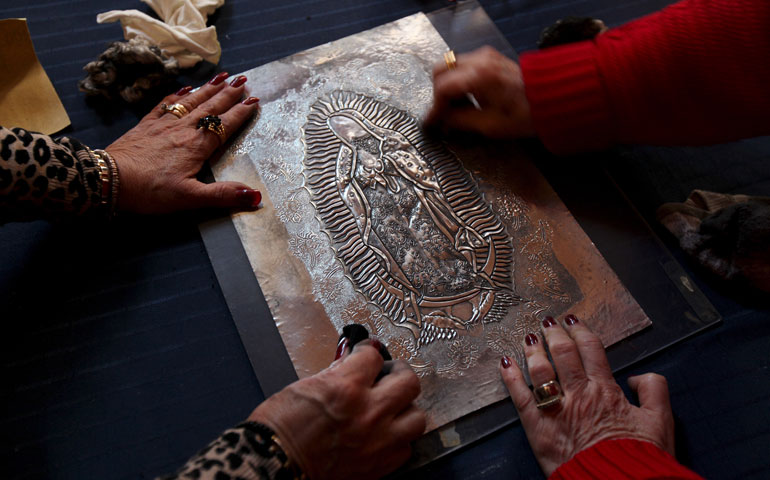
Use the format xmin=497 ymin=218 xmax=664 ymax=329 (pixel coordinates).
xmin=212 ymin=13 xmax=650 ymax=432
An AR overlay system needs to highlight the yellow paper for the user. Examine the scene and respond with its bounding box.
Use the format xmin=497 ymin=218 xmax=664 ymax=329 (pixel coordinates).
xmin=0 ymin=18 xmax=70 ymax=134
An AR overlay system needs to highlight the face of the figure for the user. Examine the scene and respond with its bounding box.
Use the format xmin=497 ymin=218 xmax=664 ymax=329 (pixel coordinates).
xmin=328 ymin=114 xmax=381 ymax=171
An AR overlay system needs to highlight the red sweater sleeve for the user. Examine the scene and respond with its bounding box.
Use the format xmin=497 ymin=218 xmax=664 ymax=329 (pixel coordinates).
xmin=520 ymin=0 xmax=770 ymax=154
xmin=549 ymin=439 xmax=703 ymax=480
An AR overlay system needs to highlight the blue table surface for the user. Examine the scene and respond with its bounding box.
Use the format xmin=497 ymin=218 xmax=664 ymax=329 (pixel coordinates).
xmin=1 ymin=1 xmax=769 ymax=479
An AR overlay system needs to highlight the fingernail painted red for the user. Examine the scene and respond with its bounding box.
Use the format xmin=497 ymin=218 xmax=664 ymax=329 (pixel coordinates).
xmin=525 ymin=333 xmax=539 ymax=346
xmin=209 ymin=72 xmax=229 ymax=85
xmin=242 ymin=96 xmax=260 ymax=105
xmin=370 ymin=338 xmax=383 ymax=353
xmin=565 ymin=314 xmax=579 ymax=326
xmin=542 ymin=316 xmax=557 ymax=328
xmin=176 ymin=86 xmax=193 ymax=96
xmin=501 ymin=356 xmax=512 ymax=369
xmin=335 ymin=338 xmax=349 ymax=360
xmin=236 ymin=188 xmax=261 ymax=207
xmin=230 ymin=75 xmax=247 ymax=87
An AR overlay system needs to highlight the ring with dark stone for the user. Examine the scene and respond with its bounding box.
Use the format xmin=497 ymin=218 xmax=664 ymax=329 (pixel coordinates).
xmin=196 ymin=115 xmax=226 ymax=144
xmin=197 ymin=114 xmax=222 ymax=129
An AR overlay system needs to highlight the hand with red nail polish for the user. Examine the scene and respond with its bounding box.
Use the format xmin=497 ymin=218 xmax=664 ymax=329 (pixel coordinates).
xmin=248 ymin=342 xmax=425 ymax=480
xmin=499 ymin=315 xmax=677 ymax=477
xmin=103 ymin=73 xmax=262 ymax=214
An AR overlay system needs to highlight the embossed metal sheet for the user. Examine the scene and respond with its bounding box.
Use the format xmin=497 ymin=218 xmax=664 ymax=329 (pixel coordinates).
xmin=212 ymin=13 xmax=650 ymax=431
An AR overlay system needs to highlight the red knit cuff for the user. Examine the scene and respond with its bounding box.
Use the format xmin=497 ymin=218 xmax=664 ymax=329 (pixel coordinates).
xmin=520 ymin=41 xmax=614 ymax=155
xmin=549 ymin=438 xmax=703 ymax=480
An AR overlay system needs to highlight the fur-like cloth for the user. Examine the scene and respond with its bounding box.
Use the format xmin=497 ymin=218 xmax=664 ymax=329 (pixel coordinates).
xmin=78 ymin=37 xmax=179 ymax=103
xmin=658 ymin=190 xmax=770 ymax=293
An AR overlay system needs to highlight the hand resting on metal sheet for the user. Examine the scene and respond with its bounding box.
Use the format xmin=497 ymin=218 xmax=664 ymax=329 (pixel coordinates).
xmin=498 ymin=314 xmax=701 ymax=479
xmin=107 ymin=72 xmax=262 ymax=214
xmin=246 ymin=339 xmax=425 ymax=480
xmin=0 ymin=72 xmax=261 ymax=222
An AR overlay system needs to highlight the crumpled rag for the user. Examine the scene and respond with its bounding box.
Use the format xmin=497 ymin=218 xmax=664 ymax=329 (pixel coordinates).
xmin=97 ymin=0 xmax=223 ymax=68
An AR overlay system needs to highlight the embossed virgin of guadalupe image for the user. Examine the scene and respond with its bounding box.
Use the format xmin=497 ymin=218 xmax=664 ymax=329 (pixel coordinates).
xmin=304 ymin=92 xmax=518 ymax=349
xmin=213 ymin=12 xmax=650 ymax=431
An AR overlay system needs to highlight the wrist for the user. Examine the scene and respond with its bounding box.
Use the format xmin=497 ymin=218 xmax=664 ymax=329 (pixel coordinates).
xmin=104 ymin=147 xmax=143 ymax=213
xmin=248 ymin=401 xmax=311 ymax=478
xmin=248 ymin=389 xmax=329 ymax=480
xmin=239 ymin=421 xmax=307 ymax=480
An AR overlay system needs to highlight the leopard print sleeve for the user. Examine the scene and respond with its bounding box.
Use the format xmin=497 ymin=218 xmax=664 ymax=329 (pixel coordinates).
xmin=158 ymin=422 xmax=305 ymax=480
xmin=0 ymin=125 xmax=109 ymax=222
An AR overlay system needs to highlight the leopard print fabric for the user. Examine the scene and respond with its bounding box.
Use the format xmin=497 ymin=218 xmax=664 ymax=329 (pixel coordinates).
xmin=0 ymin=126 xmax=107 ymax=222
xmin=158 ymin=422 xmax=303 ymax=480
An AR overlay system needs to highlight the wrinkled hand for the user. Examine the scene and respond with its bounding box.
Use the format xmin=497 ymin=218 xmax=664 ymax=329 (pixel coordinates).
xmin=425 ymin=46 xmax=534 ymax=138
xmin=500 ymin=315 xmax=675 ymax=476
xmin=248 ymin=341 xmax=426 ymax=480
xmin=106 ymin=73 xmax=261 ymax=214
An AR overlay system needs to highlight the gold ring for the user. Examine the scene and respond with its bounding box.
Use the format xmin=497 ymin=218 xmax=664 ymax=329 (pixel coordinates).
xmin=160 ymin=103 xmax=189 ymax=119
xmin=444 ymin=50 xmax=457 ymax=70
xmin=533 ymin=380 xmax=563 ymax=409
xmin=197 ymin=114 xmax=227 ymax=145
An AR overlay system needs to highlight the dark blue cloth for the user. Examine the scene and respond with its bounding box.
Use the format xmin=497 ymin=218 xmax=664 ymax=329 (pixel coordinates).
xmin=1 ymin=1 xmax=768 ymax=479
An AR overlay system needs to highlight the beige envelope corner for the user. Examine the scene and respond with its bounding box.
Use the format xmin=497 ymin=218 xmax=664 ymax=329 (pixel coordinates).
xmin=0 ymin=18 xmax=71 ymax=135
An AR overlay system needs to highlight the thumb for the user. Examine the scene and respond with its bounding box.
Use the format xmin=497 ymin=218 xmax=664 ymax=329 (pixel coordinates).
xmin=188 ymin=180 xmax=262 ymax=209
xmin=628 ymin=373 xmax=675 ymax=454
xmin=628 ymin=373 xmax=671 ymax=415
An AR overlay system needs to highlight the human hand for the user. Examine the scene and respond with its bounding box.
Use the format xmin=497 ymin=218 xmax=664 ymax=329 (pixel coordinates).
xmin=247 ymin=340 xmax=426 ymax=479
xmin=500 ymin=314 xmax=675 ymax=476
xmin=106 ymin=73 xmax=261 ymax=214
xmin=424 ymin=46 xmax=535 ymax=138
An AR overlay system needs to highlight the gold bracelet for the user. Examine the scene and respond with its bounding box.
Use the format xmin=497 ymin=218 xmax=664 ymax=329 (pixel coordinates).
xmin=94 ymin=154 xmax=111 ymax=206
xmin=104 ymin=150 xmax=120 ymax=215
xmin=90 ymin=149 xmax=120 ymax=215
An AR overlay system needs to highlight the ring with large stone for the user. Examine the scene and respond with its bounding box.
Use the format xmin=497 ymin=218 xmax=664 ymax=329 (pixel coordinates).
xmin=160 ymin=103 xmax=189 ymax=119
xmin=533 ymin=380 xmax=564 ymax=410
xmin=197 ymin=115 xmax=227 ymax=145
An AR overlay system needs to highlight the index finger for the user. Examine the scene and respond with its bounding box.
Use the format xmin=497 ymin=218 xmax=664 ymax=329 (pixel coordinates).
xmin=371 ymin=361 xmax=421 ymax=416
xmin=336 ymin=342 xmax=385 ymax=386
xmin=425 ymin=66 xmax=478 ymax=126
xmin=433 ymin=67 xmax=478 ymax=108
xmin=499 ymin=356 xmax=538 ymax=417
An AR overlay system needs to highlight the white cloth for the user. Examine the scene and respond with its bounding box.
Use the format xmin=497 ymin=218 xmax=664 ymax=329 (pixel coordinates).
xmin=97 ymin=0 xmax=223 ymax=68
